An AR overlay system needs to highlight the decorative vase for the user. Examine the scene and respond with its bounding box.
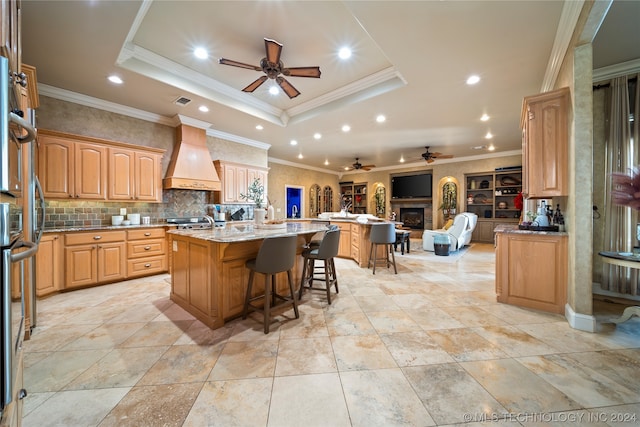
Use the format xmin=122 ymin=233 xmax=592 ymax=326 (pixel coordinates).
xmin=339 ymin=209 xmax=347 ymax=217
xmin=254 ymin=208 xmax=266 ymax=225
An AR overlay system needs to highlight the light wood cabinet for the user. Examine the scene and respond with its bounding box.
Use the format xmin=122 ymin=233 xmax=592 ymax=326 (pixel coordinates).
xmin=64 ymin=230 xmax=126 ymax=289
xmin=495 ymin=231 xmax=567 ymax=314
xmin=35 ymin=234 xmax=62 ymax=297
xmin=521 ymin=87 xmax=569 ymax=198
xmin=38 ymin=129 xmax=164 ymax=202
xmin=213 ymin=160 xmax=268 ymax=204
xmin=335 ymin=222 xmax=351 ymax=258
xmin=38 ymin=134 xmax=107 ymax=200
xmin=126 ymin=228 xmax=167 ymax=277
xmin=108 ymin=148 xmax=162 ymax=202
xmin=1 ymin=0 xmax=22 ymax=77
xmin=472 ymin=221 xmax=496 ymax=243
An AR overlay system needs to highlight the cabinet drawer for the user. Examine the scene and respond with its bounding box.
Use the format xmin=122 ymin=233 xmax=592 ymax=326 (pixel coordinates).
xmin=332 ymin=222 xmax=350 ymax=232
xmin=127 ymin=228 xmax=165 ymax=240
xmin=351 ymin=245 xmax=359 ymax=261
xmin=65 ymin=230 xmax=126 ymax=245
xmin=127 ymin=255 xmax=167 ymax=277
xmin=127 ymin=239 xmax=166 ymax=258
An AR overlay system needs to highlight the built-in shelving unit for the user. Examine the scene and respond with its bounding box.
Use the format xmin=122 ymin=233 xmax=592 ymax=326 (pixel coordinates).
xmin=465 ymin=168 xmax=522 ymax=242
xmin=340 ymin=182 xmax=367 ymax=214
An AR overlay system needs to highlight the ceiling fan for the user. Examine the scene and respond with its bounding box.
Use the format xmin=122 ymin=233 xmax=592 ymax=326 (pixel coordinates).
xmin=421 ymin=146 xmax=453 ymax=164
xmin=345 ymin=158 xmax=376 ymax=171
xmin=218 ymin=38 xmax=321 ymax=99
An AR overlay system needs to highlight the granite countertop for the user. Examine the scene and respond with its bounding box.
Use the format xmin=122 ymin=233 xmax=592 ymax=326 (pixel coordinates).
xmin=167 ymin=222 xmax=329 ymax=243
xmin=494 ymin=223 xmax=568 ymax=236
xmin=43 ymin=223 xmax=173 ymax=233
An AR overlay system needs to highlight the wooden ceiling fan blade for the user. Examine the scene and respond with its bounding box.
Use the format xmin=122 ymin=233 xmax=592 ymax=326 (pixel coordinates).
xmin=264 ymin=38 xmax=283 ymax=65
xmin=436 ymin=154 xmax=454 ymax=159
xmin=276 ymin=77 xmax=300 ymax=99
xmin=361 ymin=164 xmax=375 ymax=169
xmin=427 ymin=158 xmax=435 ymax=164
xmin=283 ymin=66 xmax=322 ymax=78
xmin=242 ymin=76 xmax=268 ymax=93
xmin=218 ymin=58 xmax=261 ymax=71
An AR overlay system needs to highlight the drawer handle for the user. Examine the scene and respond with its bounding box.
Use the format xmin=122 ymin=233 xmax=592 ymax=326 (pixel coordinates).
xmin=144 ymin=246 xmax=151 ymax=250
xmin=93 ymin=236 xmax=102 ymax=240
xmin=144 ymin=263 xmax=151 ymax=268
xmin=144 ymin=232 xmax=151 ymax=236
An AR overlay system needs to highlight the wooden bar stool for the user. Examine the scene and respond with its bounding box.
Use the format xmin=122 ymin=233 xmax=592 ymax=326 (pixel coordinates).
xmin=368 ymin=223 xmax=398 ymax=274
xmin=299 ymin=228 xmax=340 ymax=304
xmin=242 ymin=235 xmax=299 ymax=334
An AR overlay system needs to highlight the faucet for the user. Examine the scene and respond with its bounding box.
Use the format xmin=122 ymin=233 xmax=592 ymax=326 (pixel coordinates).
xmin=203 ymin=215 xmax=215 ymax=226
xmin=292 ymin=205 xmax=298 ymax=218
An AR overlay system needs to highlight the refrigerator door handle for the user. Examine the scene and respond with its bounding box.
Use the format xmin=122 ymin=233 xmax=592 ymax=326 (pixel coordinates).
xmin=9 ymin=241 xmax=37 ymax=263
xmin=8 ymin=112 xmax=36 ymax=144
xmin=34 ymin=176 xmax=45 ymax=245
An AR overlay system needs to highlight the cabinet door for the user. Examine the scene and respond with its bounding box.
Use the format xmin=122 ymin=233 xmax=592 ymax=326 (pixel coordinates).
xmin=187 ymin=240 xmax=211 ymax=317
xmin=222 ymin=258 xmax=250 ymax=319
xmin=338 ymin=229 xmax=351 ymax=258
xmin=523 ymin=88 xmax=568 ymax=198
xmin=65 ymin=244 xmax=97 ymax=288
xmin=35 ymin=234 xmax=62 ymax=296
xmin=222 ymin=164 xmax=238 ymax=203
xmin=108 ymin=147 xmax=135 ymax=200
xmin=39 ymin=136 xmax=74 ymax=198
xmin=97 ymin=242 xmax=126 ymax=282
xmin=75 ymin=142 xmax=107 ymax=199
xmin=236 ymin=167 xmax=248 ymax=202
xmin=172 ymin=238 xmax=189 ymax=301
xmin=135 ymin=151 xmax=162 ymax=202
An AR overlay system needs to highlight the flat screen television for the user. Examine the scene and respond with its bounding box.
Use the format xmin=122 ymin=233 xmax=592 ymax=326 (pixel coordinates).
xmin=391 ymin=173 xmax=432 ymax=199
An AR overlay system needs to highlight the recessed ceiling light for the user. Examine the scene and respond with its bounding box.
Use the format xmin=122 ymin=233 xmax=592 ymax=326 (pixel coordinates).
xmin=480 ymin=114 xmax=490 ymax=121
xmin=376 ymin=114 xmax=386 ymax=123
xmin=298 ymin=153 xmax=303 ymax=159
xmin=342 ymin=125 xmax=351 ymax=132
xmin=199 ymin=105 xmax=209 ymax=113
xmin=399 ymin=157 xmax=405 ymax=163
xmin=487 ymin=144 xmax=495 ymax=151
xmin=256 ymin=124 xmax=263 ymax=130
xmin=338 ymin=47 xmax=352 ymax=60
xmin=466 ymin=75 xmax=480 ymax=85
xmin=485 ymin=132 xmax=493 ymax=139
xmin=194 ymin=47 xmax=208 ymax=59
xmin=313 ymin=133 xmax=322 ymax=140
xmin=290 ymin=140 xmax=298 ymax=146
xmin=269 ymin=86 xmax=279 ymax=95
xmin=108 ymin=75 xmax=123 ymax=84
xmin=324 ymin=160 xmax=329 ymax=166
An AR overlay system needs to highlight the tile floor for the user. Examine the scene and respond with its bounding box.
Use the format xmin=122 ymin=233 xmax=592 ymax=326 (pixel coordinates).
xmin=22 ymin=242 xmax=640 ymax=426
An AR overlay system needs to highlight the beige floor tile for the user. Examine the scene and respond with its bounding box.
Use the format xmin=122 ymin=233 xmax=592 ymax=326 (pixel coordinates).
xmin=24 ymin=349 xmax=111 ymax=392
xmin=324 ymin=311 xmax=376 ymax=336
xmin=118 ymin=320 xmax=193 ymax=347
xmin=472 ymin=325 xmax=561 ymax=357
xmin=405 ymin=307 xmax=466 ymax=330
xmin=23 ymin=388 xmax=130 ymax=427
xmin=278 ymin=311 xmax=329 ymax=339
xmin=331 ymin=335 xmax=397 ymax=371
xmin=63 ymin=346 xmax=168 ymax=390
xmin=441 ymin=305 xmax=508 ymax=327
xmin=564 ymin=349 xmax=640 ymax=395
xmin=366 ymin=309 xmax=422 ymax=334
xmin=274 ymin=336 xmax=337 ymax=376
xmin=60 ymin=322 xmax=146 ymax=350
xmin=340 ymin=368 xmax=436 ymax=426
xmin=380 ymin=330 xmax=455 ymax=366
xmin=427 ymin=328 xmax=509 ymax=362
xmin=183 ymin=379 xmax=272 ymax=426
xmin=461 ymin=358 xmax=582 ymax=413
xmin=268 ymin=373 xmax=351 ymax=427
xmin=208 ymin=340 xmax=278 ymax=380
xmin=98 ymin=383 xmax=202 ymax=427
xmin=354 ymin=294 xmax=401 ymax=312
xmin=517 ymin=321 xmax=624 ymax=352
xmin=173 ymin=319 xmax=235 ymax=346
xmin=403 ymin=363 xmax=507 ymax=425
xmin=23 ymin=323 xmax=101 ymax=352
xmin=517 ymin=354 xmax=640 ymax=407
xmin=137 ymin=344 xmax=222 ymax=385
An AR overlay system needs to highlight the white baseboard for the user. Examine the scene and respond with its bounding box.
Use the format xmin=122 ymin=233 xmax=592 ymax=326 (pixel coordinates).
xmin=565 ymin=303 xmax=596 ymax=332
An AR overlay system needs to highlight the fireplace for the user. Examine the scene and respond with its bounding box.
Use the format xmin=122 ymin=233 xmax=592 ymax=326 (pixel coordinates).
xmin=399 ymin=208 xmax=424 ymax=230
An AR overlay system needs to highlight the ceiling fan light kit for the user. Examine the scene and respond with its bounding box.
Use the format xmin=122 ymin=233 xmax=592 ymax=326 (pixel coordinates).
xmin=421 ymin=146 xmax=454 ymax=164
xmin=219 ymin=38 xmax=321 ymax=99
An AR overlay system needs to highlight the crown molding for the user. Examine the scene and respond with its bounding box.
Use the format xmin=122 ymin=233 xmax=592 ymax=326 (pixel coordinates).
xmin=268 ymin=157 xmax=341 ymax=176
xmin=37 ymin=83 xmax=176 ymax=126
xmin=593 ymin=58 xmax=640 ymax=83
xmin=207 ymin=128 xmax=270 ymax=150
xmin=541 ymin=0 xmax=584 ymax=92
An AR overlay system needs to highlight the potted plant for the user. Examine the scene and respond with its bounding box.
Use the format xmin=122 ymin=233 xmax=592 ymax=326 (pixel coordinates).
xmin=240 ymin=178 xmax=265 ymax=223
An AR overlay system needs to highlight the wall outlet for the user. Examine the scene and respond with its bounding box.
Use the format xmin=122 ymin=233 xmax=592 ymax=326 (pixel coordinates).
xmin=120 ymin=208 xmax=127 ymax=216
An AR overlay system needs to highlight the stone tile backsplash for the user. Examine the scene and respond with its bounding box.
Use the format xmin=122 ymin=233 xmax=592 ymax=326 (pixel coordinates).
xmin=43 ymin=189 xmax=255 ymax=228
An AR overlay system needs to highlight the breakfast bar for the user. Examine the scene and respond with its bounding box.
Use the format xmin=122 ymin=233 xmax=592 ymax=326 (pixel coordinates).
xmin=167 ymin=222 xmax=328 ymax=329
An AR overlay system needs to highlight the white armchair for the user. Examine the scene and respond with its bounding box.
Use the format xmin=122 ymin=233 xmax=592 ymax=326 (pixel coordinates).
xmin=423 ymin=212 xmax=477 ymax=251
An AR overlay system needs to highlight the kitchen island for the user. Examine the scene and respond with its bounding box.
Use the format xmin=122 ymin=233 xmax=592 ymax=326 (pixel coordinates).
xmin=167 ymin=222 xmax=328 ymax=329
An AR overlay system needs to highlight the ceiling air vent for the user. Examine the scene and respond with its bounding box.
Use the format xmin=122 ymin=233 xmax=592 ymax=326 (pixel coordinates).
xmin=173 ymin=96 xmax=192 ymax=106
